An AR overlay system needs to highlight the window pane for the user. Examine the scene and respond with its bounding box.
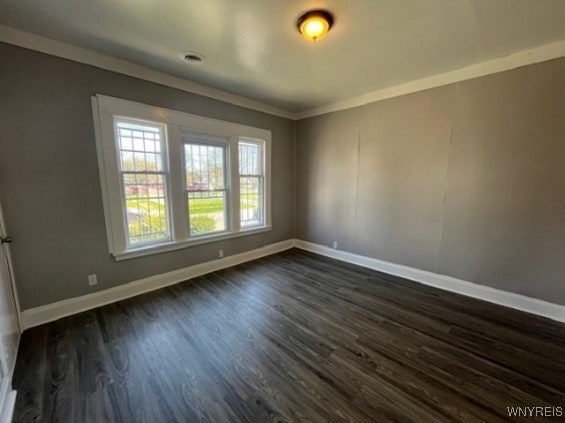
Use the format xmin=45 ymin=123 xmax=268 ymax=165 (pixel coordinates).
xmin=117 ymin=122 xmax=163 ymax=172
xmin=123 ymin=172 xmax=169 ymax=245
xmin=187 ymin=190 xmax=226 ymax=235
xmin=240 ymin=176 xmax=262 ymax=227
xmin=184 ymin=144 xmax=225 ymax=190
xmin=239 ymin=140 xmax=263 ymax=227
xmin=239 ymin=141 xmax=261 ymax=175
xmin=184 ymin=143 xmax=227 ymax=236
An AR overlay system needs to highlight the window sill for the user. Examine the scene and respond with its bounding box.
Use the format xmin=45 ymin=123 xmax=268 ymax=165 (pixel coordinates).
xmin=113 ymin=226 xmax=272 ymax=261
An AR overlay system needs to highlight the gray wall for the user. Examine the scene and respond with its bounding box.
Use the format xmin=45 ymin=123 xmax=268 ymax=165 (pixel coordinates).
xmin=296 ymin=58 xmax=565 ymax=305
xmin=2 ymin=41 xmax=564 ymax=310
xmin=0 ymin=42 xmax=295 ymax=309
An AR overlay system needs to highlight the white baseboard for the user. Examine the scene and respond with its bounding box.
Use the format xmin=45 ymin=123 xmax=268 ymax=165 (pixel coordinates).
xmin=20 ymin=238 xmax=565 ymax=329
xmin=294 ymin=239 xmax=565 ymax=323
xmin=3 ymin=333 xmax=20 ymax=422
xmin=0 ymin=390 xmax=15 ymax=423
xmin=0 ymin=364 xmax=16 ymax=423
xmin=0 ymin=378 xmax=10 ymax=422
xmin=20 ymin=239 xmax=294 ymax=330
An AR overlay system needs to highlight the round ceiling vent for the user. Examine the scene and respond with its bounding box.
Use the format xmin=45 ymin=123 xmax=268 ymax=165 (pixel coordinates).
xmin=179 ymin=51 xmax=205 ymax=64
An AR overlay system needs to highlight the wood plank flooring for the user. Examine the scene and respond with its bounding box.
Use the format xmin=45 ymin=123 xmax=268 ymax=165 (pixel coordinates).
xmin=12 ymin=249 xmax=565 ymax=422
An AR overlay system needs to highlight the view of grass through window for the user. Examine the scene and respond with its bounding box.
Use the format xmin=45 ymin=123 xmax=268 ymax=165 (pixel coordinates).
xmin=118 ymin=128 xmax=265 ymax=244
xmin=101 ymin=97 xmax=271 ymax=255
xmin=184 ymin=143 xmax=227 ymax=235
xmin=117 ymin=121 xmax=170 ymax=245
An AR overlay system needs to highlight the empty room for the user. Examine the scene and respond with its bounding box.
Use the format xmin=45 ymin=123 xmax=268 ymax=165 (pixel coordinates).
xmin=0 ymin=1 xmax=564 ymax=421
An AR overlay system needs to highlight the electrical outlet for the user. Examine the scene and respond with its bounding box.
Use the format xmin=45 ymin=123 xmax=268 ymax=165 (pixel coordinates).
xmin=218 ymin=249 xmax=224 ymax=258
xmin=88 ymin=274 xmax=98 ymax=286
xmin=332 ymin=241 xmax=338 ymax=249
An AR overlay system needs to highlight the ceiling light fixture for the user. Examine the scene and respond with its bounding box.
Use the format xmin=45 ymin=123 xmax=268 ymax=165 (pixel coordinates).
xmin=297 ymin=9 xmax=334 ymax=42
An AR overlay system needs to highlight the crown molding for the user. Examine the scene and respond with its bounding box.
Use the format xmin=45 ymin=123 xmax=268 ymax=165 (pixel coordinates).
xmin=2 ymin=24 xmax=565 ymax=121
xmin=297 ymin=39 xmax=565 ymax=119
xmin=0 ymin=24 xmax=296 ymax=120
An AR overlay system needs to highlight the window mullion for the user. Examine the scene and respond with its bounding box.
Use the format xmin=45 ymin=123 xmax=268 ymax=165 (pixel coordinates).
xmin=118 ymin=170 xmax=167 ymax=175
xmin=229 ymin=135 xmax=241 ymax=232
xmin=168 ymin=125 xmax=189 ymax=241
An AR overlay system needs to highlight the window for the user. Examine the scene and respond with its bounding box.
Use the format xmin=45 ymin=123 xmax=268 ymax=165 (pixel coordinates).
xmin=116 ymin=120 xmax=171 ymax=246
xmin=239 ymin=140 xmax=264 ymax=228
xmin=92 ymin=95 xmax=271 ymax=260
xmin=184 ymin=138 xmax=227 ymax=236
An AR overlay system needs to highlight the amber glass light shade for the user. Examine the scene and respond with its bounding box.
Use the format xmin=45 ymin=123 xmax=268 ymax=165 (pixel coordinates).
xmin=297 ymin=10 xmax=334 ymax=41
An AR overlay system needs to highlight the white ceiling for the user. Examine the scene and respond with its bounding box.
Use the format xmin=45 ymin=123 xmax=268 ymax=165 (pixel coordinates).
xmin=1 ymin=0 xmax=565 ymax=113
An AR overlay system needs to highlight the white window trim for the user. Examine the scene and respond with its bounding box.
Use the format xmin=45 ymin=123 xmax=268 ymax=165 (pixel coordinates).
xmin=92 ymin=94 xmax=272 ymax=260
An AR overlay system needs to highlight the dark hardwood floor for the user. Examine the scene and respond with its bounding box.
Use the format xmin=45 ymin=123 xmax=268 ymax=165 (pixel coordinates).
xmin=12 ymin=249 xmax=565 ymax=422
